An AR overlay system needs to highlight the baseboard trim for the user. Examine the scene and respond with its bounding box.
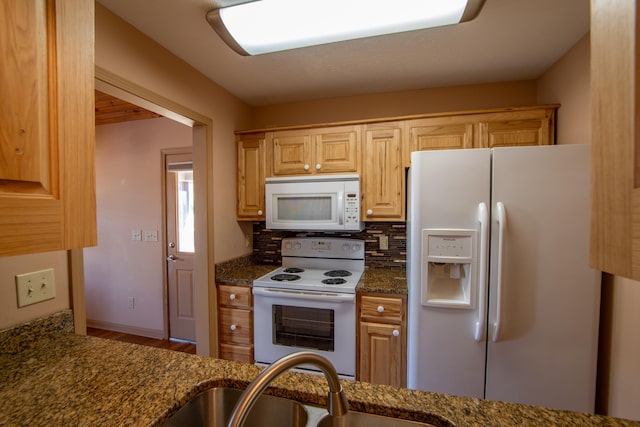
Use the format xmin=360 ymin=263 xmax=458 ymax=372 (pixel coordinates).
xmin=86 ymin=319 xmax=165 ymax=340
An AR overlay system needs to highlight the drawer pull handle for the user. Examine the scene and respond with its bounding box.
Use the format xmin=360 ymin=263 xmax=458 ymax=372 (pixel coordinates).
xmin=229 ymin=294 xmax=236 ymax=301
xmin=230 ymin=324 xmax=237 ymax=331
xmin=393 ymin=329 xmax=400 ymax=337
xmin=377 ymin=306 xmax=384 ymax=313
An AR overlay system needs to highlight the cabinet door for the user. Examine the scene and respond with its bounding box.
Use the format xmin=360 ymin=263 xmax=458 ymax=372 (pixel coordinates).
xmin=359 ymin=322 xmax=404 ymax=387
xmin=237 ymin=134 xmax=266 ymax=220
xmin=478 ymin=109 xmax=555 ymax=148
xmin=271 ymin=130 xmax=313 ymax=175
xmin=362 ymin=124 xmax=404 ymax=220
xmin=219 ymin=307 xmax=252 ymax=345
xmin=313 ymin=125 xmax=360 ymax=173
xmin=406 ymin=117 xmax=474 ymax=164
xmin=590 ymin=0 xmax=640 ymax=279
xmin=0 ymin=0 xmax=96 ymax=256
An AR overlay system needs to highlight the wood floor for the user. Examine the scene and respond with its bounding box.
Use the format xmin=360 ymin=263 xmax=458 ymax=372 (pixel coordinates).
xmin=86 ymin=327 xmax=196 ymax=355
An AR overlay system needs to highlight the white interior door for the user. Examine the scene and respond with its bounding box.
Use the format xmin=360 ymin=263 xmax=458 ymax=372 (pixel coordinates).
xmin=165 ymin=151 xmax=196 ymax=342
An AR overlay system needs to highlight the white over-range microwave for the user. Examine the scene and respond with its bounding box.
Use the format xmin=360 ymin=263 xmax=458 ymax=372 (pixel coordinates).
xmin=265 ymin=174 xmax=364 ymax=231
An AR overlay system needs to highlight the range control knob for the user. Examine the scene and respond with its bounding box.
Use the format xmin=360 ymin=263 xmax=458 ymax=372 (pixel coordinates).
xmin=294 ymin=242 xmax=302 ymax=249
xmin=342 ymin=244 xmax=351 ymax=252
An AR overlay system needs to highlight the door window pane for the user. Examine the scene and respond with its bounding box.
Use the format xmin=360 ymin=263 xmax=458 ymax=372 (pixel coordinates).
xmin=176 ymin=170 xmax=194 ymax=253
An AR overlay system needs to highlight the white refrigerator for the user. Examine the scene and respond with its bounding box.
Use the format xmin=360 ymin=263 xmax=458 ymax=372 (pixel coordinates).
xmin=406 ymin=144 xmax=600 ymax=413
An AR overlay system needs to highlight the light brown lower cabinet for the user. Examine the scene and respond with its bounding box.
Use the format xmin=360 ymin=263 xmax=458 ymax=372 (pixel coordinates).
xmin=358 ymin=293 xmax=406 ymax=387
xmin=217 ymin=283 xmax=254 ymax=363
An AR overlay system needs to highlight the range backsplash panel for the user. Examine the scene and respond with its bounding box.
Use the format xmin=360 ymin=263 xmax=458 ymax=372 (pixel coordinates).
xmin=252 ymin=222 xmax=406 ymax=269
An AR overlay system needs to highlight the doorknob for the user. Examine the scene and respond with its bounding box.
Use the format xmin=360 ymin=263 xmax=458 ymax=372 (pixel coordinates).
xmin=169 ymin=241 xmax=176 ymax=248
xmin=167 ymin=254 xmax=177 ymax=262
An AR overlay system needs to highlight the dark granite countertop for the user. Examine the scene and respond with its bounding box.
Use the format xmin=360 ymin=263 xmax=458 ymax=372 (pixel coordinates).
xmin=1 ymin=311 xmax=638 ymax=427
xmin=214 ymin=255 xmax=407 ymax=294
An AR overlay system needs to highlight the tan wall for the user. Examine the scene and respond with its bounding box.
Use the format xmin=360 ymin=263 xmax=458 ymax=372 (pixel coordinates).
xmin=84 ymin=118 xmax=191 ymax=337
xmin=0 ymin=251 xmax=70 ymax=330
xmin=537 ymin=34 xmax=591 ymax=145
xmin=251 ymin=80 xmax=538 ymax=129
xmin=95 ymin=4 xmax=253 ymax=264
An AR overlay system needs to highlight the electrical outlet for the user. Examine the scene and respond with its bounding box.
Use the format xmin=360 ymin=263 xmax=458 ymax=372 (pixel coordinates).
xmin=379 ymin=235 xmax=389 ymax=250
xmin=131 ymin=229 xmax=142 ymax=241
xmin=15 ymin=268 xmax=56 ymax=307
xmin=128 ymin=297 xmax=135 ymax=309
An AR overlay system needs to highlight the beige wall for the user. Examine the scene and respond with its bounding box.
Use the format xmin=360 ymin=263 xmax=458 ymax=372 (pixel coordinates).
xmin=95 ymin=4 xmax=253 ymax=264
xmin=84 ymin=117 xmax=191 ymax=337
xmin=251 ymin=80 xmax=538 ymax=129
xmin=537 ymin=34 xmax=591 ymax=145
xmin=0 ymin=251 xmax=70 ymax=330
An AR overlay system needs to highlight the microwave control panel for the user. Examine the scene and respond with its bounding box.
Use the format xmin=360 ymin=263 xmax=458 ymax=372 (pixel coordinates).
xmin=345 ymin=192 xmax=360 ymax=227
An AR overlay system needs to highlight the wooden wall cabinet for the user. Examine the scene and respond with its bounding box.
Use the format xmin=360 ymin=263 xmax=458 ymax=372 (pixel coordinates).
xmin=358 ymin=293 xmax=406 ymax=387
xmin=0 ymin=0 xmax=96 ymax=256
xmin=237 ymin=133 xmax=266 ymax=220
xmin=235 ymin=105 xmax=556 ymax=223
xmin=217 ymin=283 xmax=254 ymax=363
xmin=478 ymin=108 xmax=555 ymax=148
xmin=362 ymin=123 xmax=404 ymax=221
xmin=270 ymin=125 xmax=361 ymax=176
xmin=589 ymin=0 xmax=640 ymax=279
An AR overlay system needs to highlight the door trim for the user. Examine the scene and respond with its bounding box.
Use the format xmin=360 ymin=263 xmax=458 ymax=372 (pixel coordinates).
xmin=71 ymin=66 xmax=218 ymax=357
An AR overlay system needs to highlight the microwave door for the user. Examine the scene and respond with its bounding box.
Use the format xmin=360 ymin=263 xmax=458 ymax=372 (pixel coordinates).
xmin=267 ymin=192 xmax=340 ymax=230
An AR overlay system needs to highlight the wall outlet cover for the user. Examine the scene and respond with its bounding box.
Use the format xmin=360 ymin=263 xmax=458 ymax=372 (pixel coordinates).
xmin=143 ymin=230 xmax=158 ymax=242
xmin=15 ymin=268 xmax=56 ymax=307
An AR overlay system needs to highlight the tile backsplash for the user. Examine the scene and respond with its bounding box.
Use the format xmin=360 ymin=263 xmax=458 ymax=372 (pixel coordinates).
xmin=252 ymin=222 xmax=406 ymax=269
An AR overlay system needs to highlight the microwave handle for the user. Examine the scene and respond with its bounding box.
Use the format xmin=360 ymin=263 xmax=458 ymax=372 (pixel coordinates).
xmin=338 ymin=192 xmax=344 ymax=225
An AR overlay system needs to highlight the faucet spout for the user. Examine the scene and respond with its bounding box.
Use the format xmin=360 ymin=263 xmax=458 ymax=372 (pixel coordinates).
xmin=227 ymin=351 xmax=349 ymax=427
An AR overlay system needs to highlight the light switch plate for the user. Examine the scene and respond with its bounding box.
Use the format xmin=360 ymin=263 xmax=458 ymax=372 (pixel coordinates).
xmin=131 ymin=229 xmax=142 ymax=241
xmin=15 ymin=268 xmax=56 ymax=307
xmin=143 ymin=230 xmax=158 ymax=242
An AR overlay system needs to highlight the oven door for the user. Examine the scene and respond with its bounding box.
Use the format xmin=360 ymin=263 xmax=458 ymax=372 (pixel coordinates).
xmin=253 ymin=287 xmax=356 ymax=377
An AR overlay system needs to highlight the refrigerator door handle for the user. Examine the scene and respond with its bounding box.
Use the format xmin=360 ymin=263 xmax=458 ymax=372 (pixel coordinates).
xmin=492 ymin=201 xmax=507 ymax=342
xmin=475 ymin=202 xmax=489 ymax=341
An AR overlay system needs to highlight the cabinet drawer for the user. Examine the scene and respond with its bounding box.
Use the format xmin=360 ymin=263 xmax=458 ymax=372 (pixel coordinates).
xmin=218 ymin=284 xmax=252 ymax=309
xmin=219 ymin=343 xmax=254 ymax=364
xmin=219 ymin=307 xmax=252 ymax=345
xmin=360 ymin=295 xmax=403 ymax=323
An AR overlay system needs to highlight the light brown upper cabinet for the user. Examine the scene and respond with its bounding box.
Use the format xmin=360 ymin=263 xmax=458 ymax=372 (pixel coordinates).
xmin=478 ymin=108 xmax=555 ymax=148
xmin=235 ymin=105 xmax=557 ymax=223
xmin=0 ymin=0 xmax=96 ymax=256
xmin=237 ymin=133 xmax=266 ymax=220
xmin=362 ymin=122 xmax=404 ymax=221
xmin=270 ymin=125 xmax=361 ymax=176
xmin=590 ymin=0 xmax=640 ymax=280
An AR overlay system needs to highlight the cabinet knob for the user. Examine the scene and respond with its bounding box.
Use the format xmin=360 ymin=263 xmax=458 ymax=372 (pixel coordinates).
xmin=304 ymin=164 xmax=310 ymax=171
xmin=229 ymin=294 xmax=236 ymax=301
xmin=367 ymin=209 xmax=374 ymax=216
xmin=315 ymin=164 xmax=321 ymax=170
xmin=393 ymin=329 xmax=400 ymax=337
xmin=377 ymin=305 xmax=385 ymax=313
xmin=257 ymin=210 xmax=263 ymax=216
xmin=230 ymin=324 xmax=237 ymax=331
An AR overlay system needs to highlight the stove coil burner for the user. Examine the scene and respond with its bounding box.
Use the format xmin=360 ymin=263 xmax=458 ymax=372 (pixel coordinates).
xmin=321 ymin=278 xmax=347 ymax=285
xmin=270 ymin=273 xmax=301 ymax=282
xmin=283 ymin=267 xmax=305 ymax=273
xmin=324 ymin=270 xmax=352 ymax=278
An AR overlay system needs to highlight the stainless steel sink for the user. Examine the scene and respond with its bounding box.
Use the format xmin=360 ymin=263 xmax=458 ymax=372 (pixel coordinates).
xmin=162 ymin=387 xmax=308 ymax=427
xmin=316 ymin=411 xmax=439 ymax=427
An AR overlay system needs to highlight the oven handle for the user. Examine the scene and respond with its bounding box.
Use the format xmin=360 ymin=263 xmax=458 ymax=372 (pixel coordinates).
xmin=253 ymin=287 xmax=355 ymax=303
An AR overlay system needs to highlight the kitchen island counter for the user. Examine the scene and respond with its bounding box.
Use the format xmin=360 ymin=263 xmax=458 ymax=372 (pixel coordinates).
xmin=1 ymin=311 xmax=637 ymax=427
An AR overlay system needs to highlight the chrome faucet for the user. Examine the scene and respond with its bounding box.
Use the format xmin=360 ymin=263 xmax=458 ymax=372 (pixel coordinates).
xmin=226 ymin=351 xmax=349 ymax=427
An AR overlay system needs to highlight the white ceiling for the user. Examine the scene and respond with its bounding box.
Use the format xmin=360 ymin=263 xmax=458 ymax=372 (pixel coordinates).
xmin=96 ymin=0 xmax=590 ymax=107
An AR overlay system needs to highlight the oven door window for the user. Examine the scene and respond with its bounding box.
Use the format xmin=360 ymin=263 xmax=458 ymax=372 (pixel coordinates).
xmin=273 ymin=305 xmax=334 ymax=352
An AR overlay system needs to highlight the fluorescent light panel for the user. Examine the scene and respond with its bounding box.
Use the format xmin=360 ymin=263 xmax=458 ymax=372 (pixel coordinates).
xmin=207 ymin=0 xmax=485 ymax=56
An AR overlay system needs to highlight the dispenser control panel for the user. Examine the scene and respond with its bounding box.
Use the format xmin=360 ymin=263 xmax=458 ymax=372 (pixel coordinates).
xmin=427 ymin=234 xmax=473 ymax=259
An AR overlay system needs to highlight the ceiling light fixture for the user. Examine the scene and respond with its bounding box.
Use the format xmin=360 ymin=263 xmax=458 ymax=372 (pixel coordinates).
xmin=206 ymin=0 xmax=485 ymax=56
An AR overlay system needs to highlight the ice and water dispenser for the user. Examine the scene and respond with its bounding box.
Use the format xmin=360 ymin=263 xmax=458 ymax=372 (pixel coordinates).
xmin=421 ymin=229 xmax=477 ymax=308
